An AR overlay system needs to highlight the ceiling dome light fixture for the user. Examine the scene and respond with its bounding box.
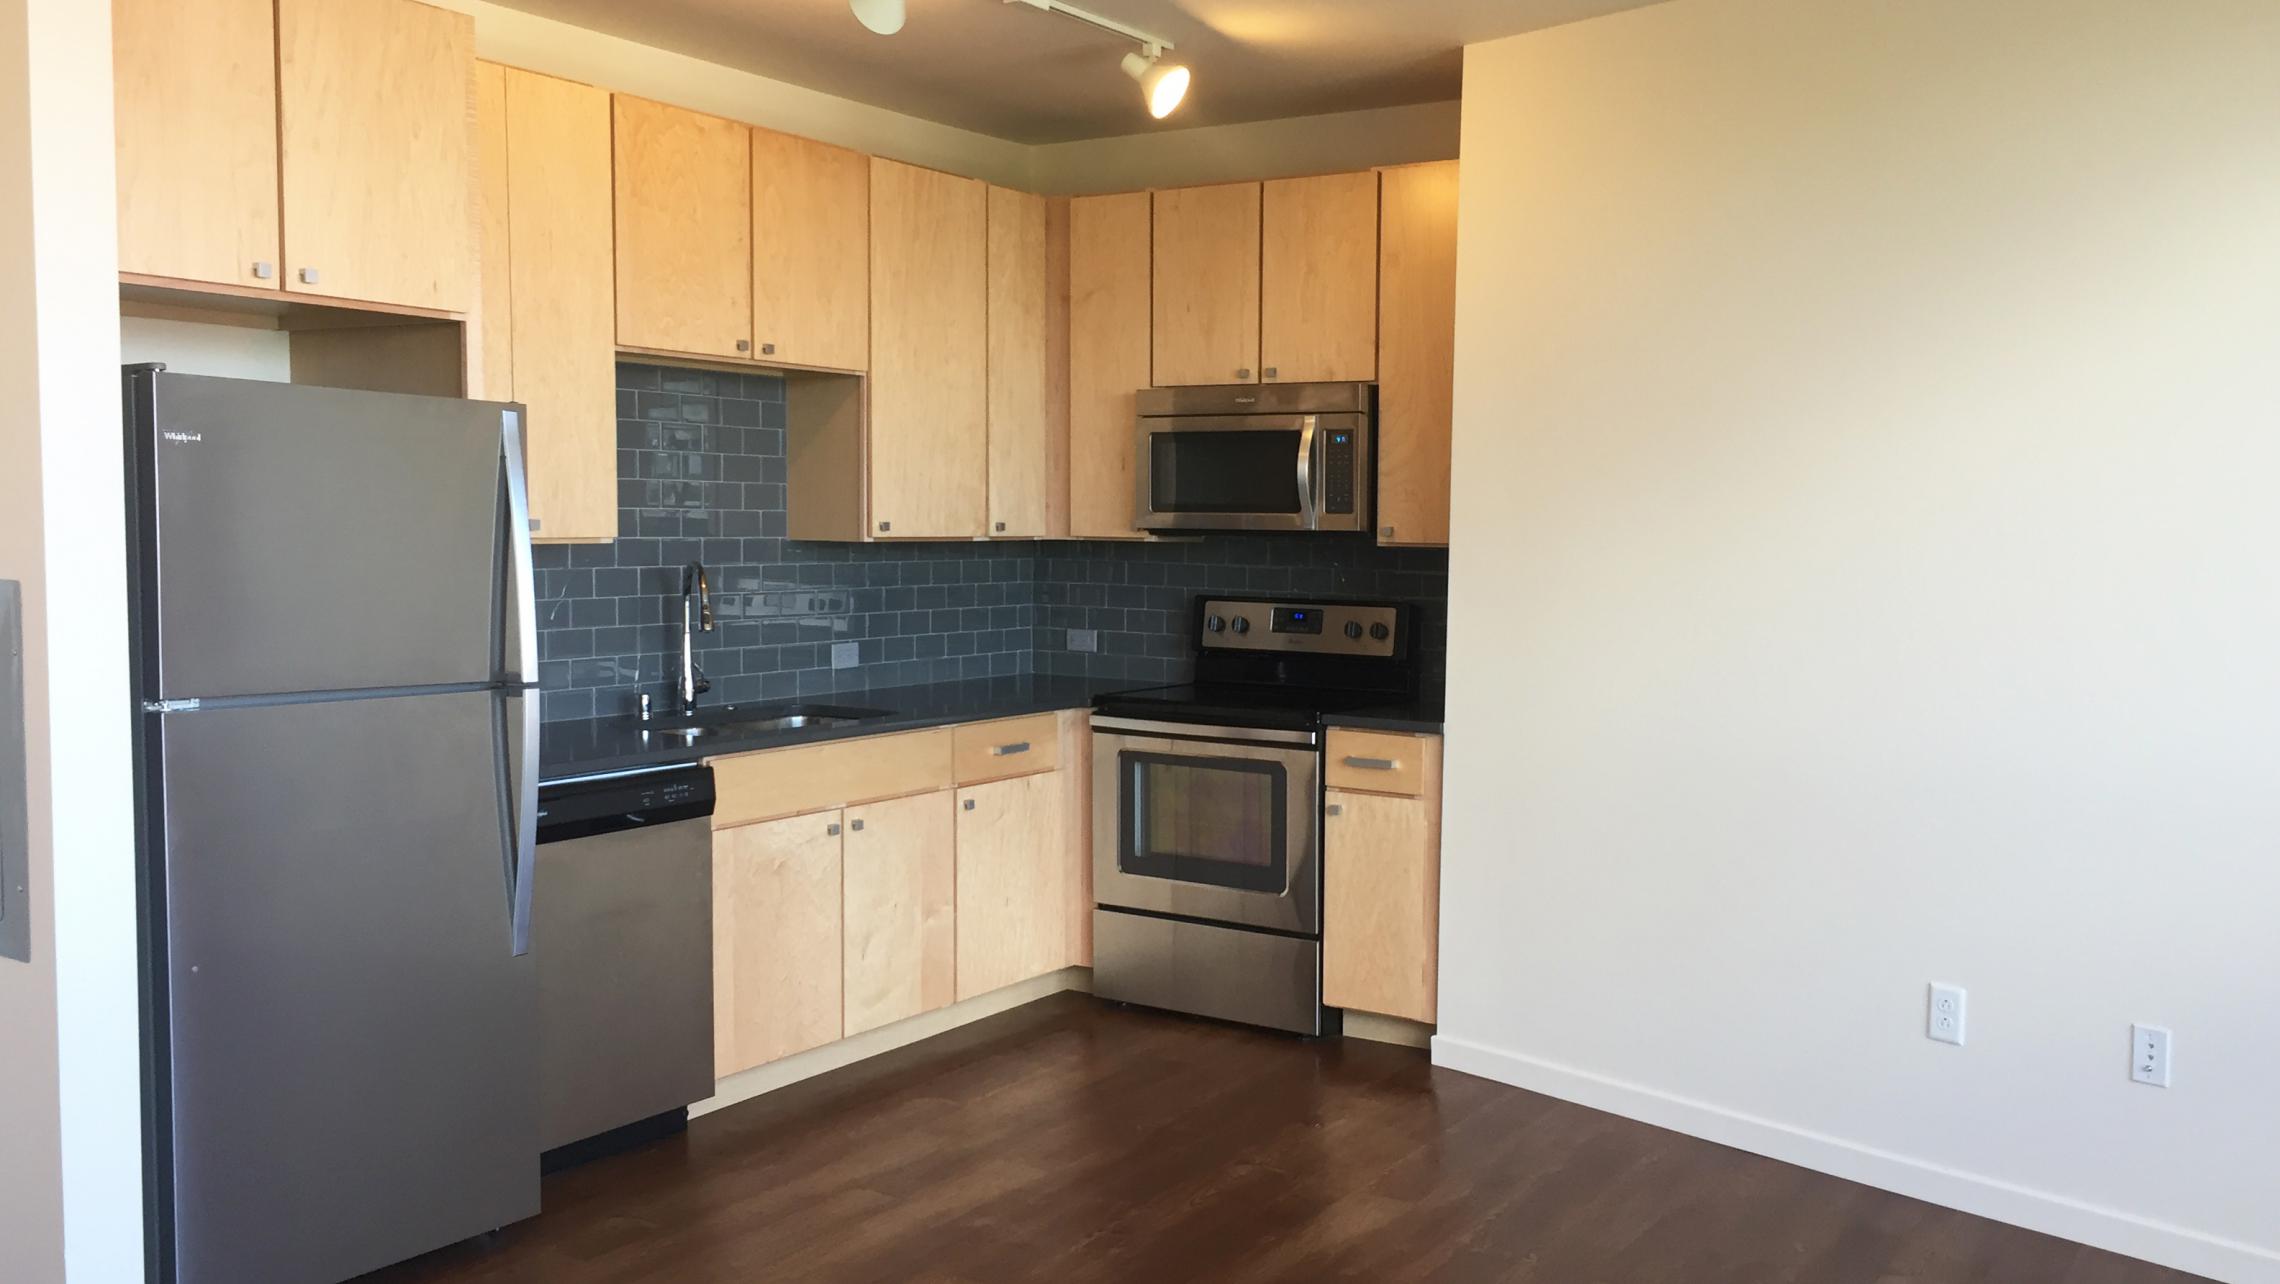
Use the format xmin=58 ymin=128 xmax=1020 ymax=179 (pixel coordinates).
xmin=849 ymin=0 xmax=904 ymax=36
xmin=1004 ymin=0 xmax=1190 ymax=121
xmin=1121 ymin=48 xmax=1190 ymax=119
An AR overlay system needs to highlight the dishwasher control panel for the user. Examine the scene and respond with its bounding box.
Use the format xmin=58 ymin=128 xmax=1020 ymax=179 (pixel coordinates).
xmin=538 ymin=764 xmax=716 ymax=839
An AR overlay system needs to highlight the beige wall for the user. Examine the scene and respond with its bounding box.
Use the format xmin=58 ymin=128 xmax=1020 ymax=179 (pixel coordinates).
xmin=1029 ymin=99 xmax=1459 ymax=195
xmin=1 ymin=0 xmax=142 ymax=1279
xmin=1435 ymin=2 xmax=2280 ymax=1281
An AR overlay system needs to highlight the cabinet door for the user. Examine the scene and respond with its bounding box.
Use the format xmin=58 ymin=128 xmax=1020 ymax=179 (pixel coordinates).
xmin=473 ymin=63 xmax=513 ymax=400
xmin=843 ymin=790 xmax=957 ymax=1036
xmin=752 ymin=128 xmax=869 ymax=372
xmin=955 ymin=771 xmax=1069 ymax=1001
xmin=1262 ymin=172 xmax=1380 ymax=384
xmin=276 ymin=0 xmax=474 ymax=312
xmin=868 ymin=157 xmax=988 ymax=538
xmin=1152 ymin=182 xmax=1261 ymax=387
xmin=1067 ymin=192 xmax=1152 ymax=539
xmin=713 ymin=810 xmax=843 ymax=1077
xmin=114 ymin=0 xmax=280 ymax=289
xmin=504 ymin=68 xmax=618 ymax=543
xmin=1375 ymin=161 xmax=1459 ymax=547
xmin=986 ymin=185 xmax=1053 ymax=538
xmin=614 ymin=96 xmax=752 ymax=359
xmin=1322 ymin=788 xmax=1440 ymax=1024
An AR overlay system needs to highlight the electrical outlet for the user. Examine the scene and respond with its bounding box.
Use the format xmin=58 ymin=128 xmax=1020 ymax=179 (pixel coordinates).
xmin=2132 ymin=1024 xmax=2173 ymax=1087
xmin=1927 ymin=983 xmax=1967 ymax=1046
xmin=1068 ymin=628 xmax=1099 ymax=654
xmin=831 ymin=641 xmax=860 ymax=670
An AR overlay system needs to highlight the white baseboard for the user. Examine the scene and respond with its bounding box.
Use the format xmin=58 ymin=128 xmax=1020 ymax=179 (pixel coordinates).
xmin=693 ymin=967 xmax=1093 ymax=1119
xmin=1431 ymin=1034 xmax=2279 ymax=1284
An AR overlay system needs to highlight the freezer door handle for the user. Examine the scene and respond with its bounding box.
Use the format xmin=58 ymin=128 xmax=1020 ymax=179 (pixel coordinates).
xmin=500 ymin=689 xmax=539 ymax=956
xmin=498 ymin=407 xmax=538 ymax=685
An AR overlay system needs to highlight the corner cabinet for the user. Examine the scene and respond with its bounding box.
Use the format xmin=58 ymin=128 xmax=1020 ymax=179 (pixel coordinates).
xmin=1067 ymin=191 xmax=1154 ymax=539
xmin=116 ymin=0 xmax=475 ymax=314
xmin=867 ymin=158 xmax=989 ymax=539
xmin=476 ymin=63 xmax=618 ymax=543
xmin=1322 ymin=728 xmax=1444 ymax=1025
xmin=1375 ymin=161 xmax=1460 ymax=547
xmin=985 ymin=186 xmax=1062 ymax=539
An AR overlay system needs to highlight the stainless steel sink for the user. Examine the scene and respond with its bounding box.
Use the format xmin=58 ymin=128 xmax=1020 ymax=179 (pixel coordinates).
xmin=644 ymin=703 xmax=892 ymax=738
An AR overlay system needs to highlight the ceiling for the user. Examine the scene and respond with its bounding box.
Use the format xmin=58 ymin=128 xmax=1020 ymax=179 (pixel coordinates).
xmin=488 ymin=0 xmax=1665 ymax=144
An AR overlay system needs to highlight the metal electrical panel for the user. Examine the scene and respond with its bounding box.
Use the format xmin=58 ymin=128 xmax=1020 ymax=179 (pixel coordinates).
xmin=1 ymin=580 xmax=27 ymax=962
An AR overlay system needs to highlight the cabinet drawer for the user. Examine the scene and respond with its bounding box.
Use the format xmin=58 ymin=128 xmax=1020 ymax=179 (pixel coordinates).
xmin=953 ymin=713 xmax=1061 ymax=785
xmin=709 ymin=727 xmax=952 ymax=828
xmin=1325 ymin=729 xmax=1431 ymax=796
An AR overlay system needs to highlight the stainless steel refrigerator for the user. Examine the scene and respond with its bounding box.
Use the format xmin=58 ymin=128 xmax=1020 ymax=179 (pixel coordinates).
xmin=124 ymin=367 xmax=542 ymax=1284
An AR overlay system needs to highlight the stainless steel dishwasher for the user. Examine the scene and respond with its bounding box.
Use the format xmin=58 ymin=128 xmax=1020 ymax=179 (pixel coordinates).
xmin=534 ymin=764 xmax=715 ymax=1169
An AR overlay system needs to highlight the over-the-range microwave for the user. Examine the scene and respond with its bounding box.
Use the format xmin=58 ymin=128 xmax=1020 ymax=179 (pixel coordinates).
xmin=1133 ymin=382 xmax=1374 ymax=533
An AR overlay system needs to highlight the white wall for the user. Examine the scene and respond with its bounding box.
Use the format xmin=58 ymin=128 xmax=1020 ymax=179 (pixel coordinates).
xmin=0 ymin=0 xmax=142 ymax=1280
xmin=1435 ymin=2 xmax=2280 ymax=1281
xmin=121 ymin=316 xmax=290 ymax=381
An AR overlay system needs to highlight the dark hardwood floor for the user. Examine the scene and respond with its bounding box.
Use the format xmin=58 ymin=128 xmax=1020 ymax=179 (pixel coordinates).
xmin=366 ymin=993 xmax=2209 ymax=1284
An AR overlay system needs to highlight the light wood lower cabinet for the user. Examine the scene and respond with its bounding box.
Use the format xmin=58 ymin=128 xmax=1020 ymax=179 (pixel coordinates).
xmin=713 ymin=809 xmax=844 ymax=1078
xmin=954 ymin=770 xmax=1070 ymax=1001
xmin=1322 ymin=731 xmax=1443 ymax=1025
xmin=842 ymin=790 xmax=957 ymax=1036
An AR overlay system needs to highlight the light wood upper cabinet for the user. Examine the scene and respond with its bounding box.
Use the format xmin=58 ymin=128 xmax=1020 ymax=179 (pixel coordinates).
xmin=276 ymin=0 xmax=473 ymax=313
xmin=1375 ymin=161 xmax=1459 ymax=547
xmin=1322 ymin=731 xmax=1442 ymax=1025
xmin=1152 ymin=182 xmax=1262 ymax=386
xmin=473 ymin=63 xmax=514 ymax=399
xmin=498 ymin=67 xmax=618 ymax=542
xmin=868 ymin=157 xmax=989 ymax=539
xmin=987 ymin=185 xmax=1056 ymax=538
xmin=955 ymin=770 xmax=1071 ymax=1001
xmin=1068 ymin=191 xmax=1153 ymax=539
xmin=752 ymin=128 xmax=869 ymax=372
xmin=114 ymin=0 xmax=281 ymax=289
xmin=842 ymin=790 xmax=956 ymax=1036
xmin=614 ymin=95 xmax=753 ymax=359
xmin=713 ymin=810 xmax=843 ymax=1078
xmin=1261 ymin=172 xmax=1379 ymax=383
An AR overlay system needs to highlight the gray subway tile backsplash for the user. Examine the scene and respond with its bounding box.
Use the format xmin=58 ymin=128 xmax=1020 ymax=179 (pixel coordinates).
xmin=532 ymin=363 xmax=1448 ymax=721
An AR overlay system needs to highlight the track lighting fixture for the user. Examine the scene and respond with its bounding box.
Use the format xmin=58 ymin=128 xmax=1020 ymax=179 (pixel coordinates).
xmin=1004 ymin=0 xmax=1190 ymax=120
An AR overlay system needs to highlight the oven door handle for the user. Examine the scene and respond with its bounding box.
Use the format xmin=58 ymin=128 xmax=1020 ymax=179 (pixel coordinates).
xmin=1295 ymin=416 xmax=1319 ymax=528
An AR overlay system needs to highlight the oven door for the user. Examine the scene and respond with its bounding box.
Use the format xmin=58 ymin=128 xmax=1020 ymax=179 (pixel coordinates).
xmin=1092 ymin=717 xmax=1321 ymax=934
xmin=1134 ymin=414 xmax=1367 ymax=533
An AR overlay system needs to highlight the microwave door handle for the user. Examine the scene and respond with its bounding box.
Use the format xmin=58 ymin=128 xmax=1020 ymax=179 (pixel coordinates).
xmin=1296 ymin=416 xmax=1319 ymax=528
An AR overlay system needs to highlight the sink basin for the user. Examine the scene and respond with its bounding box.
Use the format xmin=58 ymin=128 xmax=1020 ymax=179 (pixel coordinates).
xmin=644 ymin=703 xmax=892 ymax=738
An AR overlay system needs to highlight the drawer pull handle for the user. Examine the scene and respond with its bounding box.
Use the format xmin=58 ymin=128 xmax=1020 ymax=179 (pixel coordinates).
xmin=1343 ymin=756 xmax=1399 ymax=771
xmin=990 ymin=741 xmax=1032 ymax=757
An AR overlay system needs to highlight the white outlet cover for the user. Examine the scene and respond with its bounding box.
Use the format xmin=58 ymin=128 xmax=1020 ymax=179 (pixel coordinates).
xmin=2132 ymin=1024 xmax=2173 ymax=1087
xmin=831 ymin=641 xmax=860 ymax=670
xmin=1927 ymin=983 xmax=1967 ymax=1047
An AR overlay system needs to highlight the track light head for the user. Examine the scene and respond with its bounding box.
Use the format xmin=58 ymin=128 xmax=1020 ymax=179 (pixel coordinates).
xmin=1121 ymin=49 xmax=1190 ymax=119
xmin=849 ymin=0 xmax=905 ymax=36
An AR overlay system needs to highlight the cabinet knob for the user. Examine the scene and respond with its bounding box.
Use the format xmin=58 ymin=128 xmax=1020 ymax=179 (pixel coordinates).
xmin=760 ymin=342 xmax=777 ymax=356
xmin=877 ymin=521 xmax=891 ymax=533
xmin=250 ymin=261 xmax=274 ymax=280
xmin=826 ymin=823 xmax=841 ymax=836
xmin=1263 ymin=366 xmax=1279 ymax=379
xmin=297 ymin=267 xmax=320 ymax=285
xmin=994 ymin=521 xmax=1007 ymax=533
xmin=1327 ymin=804 xmax=1343 ymax=817
xmin=735 ymin=339 xmax=751 ymax=353
xmin=850 ymin=818 xmax=865 ymax=832
xmin=1380 ymin=525 xmax=1395 ymax=538
xmin=1236 ymin=368 xmax=1252 ymax=380
xmin=963 ymin=798 xmax=976 ymax=811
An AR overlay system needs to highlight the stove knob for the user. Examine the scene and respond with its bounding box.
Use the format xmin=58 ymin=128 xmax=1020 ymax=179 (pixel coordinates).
xmin=1343 ymin=621 xmax=1364 ymax=640
xmin=1369 ymin=622 xmax=1392 ymax=642
xmin=1231 ymin=616 xmax=1251 ymax=635
xmin=1205 ymin=614 xmax=1226 ymax=633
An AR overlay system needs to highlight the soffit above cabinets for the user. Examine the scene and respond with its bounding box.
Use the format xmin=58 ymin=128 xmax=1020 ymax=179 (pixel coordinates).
xmin=482 ymin=0 xmax=1667 ymax=143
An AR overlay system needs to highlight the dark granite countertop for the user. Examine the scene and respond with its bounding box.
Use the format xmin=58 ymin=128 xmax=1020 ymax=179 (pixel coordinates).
xmin=540 ymin=674 xmax=1129 ymax=781
xmin=1321 ymin=701 xmax=1446 ymax=734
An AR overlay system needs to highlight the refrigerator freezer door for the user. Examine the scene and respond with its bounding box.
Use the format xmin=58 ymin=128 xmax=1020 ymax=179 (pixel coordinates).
xmin=157 ymin=693 xmax=537 ymax=1283
xmin=141 ymin=373 xmax=513 ymax=698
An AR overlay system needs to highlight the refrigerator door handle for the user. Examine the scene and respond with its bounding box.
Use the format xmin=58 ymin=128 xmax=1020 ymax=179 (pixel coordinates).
xmin=505 ymin=689 xmax=538 ymax=956
xmin=498 ymin=408 xmax=539 ymax=685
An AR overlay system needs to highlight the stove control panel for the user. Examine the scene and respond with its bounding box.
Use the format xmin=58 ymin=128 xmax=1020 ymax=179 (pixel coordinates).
xmin=1200 ymin=598 xmax=1401 ymax=657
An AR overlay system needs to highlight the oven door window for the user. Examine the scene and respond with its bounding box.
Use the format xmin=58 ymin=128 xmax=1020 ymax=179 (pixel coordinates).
xmin=1118 ymin=751 xmax=1289 ymax=894
xmin=1149 ymin=430 xmax=1302 ymax=515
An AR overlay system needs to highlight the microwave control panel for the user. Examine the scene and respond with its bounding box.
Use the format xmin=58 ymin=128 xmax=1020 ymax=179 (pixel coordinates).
xmin=1200 ymin=598 xmax=1400 ymax=658
xmin=1321 ymin=429 xmax=1356 ymax=515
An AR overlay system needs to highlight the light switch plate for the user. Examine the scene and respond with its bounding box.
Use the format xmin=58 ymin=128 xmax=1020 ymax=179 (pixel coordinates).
xmin=830 ymin=641 xmax=860 ymax=670
xmin=1 ymin=580 xmax=28 ymax=962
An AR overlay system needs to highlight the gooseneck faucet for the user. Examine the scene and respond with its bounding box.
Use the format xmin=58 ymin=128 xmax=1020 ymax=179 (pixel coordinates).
xmin=678 ymin=561 xmax=713 ymax=715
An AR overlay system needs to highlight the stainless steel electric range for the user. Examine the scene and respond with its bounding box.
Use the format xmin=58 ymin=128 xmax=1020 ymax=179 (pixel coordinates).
xmin=1090 ymin=595 xmax=1423 ymax=1035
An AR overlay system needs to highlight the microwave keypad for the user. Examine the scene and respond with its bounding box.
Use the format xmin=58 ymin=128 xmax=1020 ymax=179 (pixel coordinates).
xmin=1323 ymin=431 xmax=1355 ymax=514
